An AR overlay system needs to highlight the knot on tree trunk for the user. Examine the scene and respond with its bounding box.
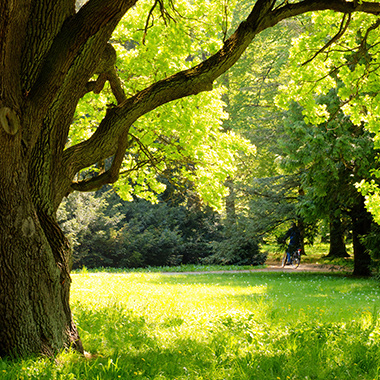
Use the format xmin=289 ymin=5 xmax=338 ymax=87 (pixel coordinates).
xmin=0 ymin=107 xmax=20 ymax=135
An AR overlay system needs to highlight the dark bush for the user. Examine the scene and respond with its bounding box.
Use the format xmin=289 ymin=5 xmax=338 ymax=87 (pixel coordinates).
xmin=59 ymin=190 xmax=226 ymax=269
xmin=59 ymin=187 xmax=266 ymax=269
xmin=205 ymin=231 xmax=267 ymax=266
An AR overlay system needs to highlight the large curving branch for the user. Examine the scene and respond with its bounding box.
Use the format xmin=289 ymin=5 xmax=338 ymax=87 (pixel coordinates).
xmin=62 ymin=0 xmax=278 ymax=177
xmin=27 ymin=0 xmax=138 ymax=116
xmin=269 ymin=0 xmax=380 ymax=28
xmin=71 ymin=130 xmax=130 ymax=192
xmin=62 ymin=0 xmax=380 ymax=185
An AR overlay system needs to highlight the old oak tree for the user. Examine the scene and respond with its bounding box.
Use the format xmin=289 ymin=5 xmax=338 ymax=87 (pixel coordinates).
xmin=1 ymin=0 xmax=380 ymax=357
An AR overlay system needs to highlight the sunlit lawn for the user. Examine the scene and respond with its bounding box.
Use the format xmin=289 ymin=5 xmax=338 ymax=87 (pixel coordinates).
xmin=2 ymin=270 xmax=380 ymax=379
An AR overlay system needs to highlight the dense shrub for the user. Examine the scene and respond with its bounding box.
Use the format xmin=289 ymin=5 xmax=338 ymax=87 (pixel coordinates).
xmin=58 ymin=187 xmax=266 ymax=269
xmin=58 ymin=190 xmax=222 ymax=268
xmin=205 ymin=230 xmax=267 ymax=266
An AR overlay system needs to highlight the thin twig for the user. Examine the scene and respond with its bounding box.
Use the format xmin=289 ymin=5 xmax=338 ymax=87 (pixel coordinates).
xmin=302 ymin=13 xmax=351 ymax=66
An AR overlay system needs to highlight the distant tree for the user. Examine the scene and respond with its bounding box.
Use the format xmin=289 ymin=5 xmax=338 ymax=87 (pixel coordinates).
xmin=278 ymin=91 xmax=377 ymax=274
xmin=216 ymin=9 xmax=303 ymax=243
xmin=276 ymin=10 xmax=380 ymax=225
xmin=277 ymin=12 xmax=380 ymax=275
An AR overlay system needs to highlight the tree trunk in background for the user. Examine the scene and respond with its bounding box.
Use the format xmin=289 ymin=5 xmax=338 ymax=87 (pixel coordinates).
xmin=297 ymin=189 xmax=305 ymax=255
xmin=326 ymin=214 xmax=348 ymax=258
xmin=225 ymin=176 xmax=236 ymax=227
xmin=351 ymin=198 xmax=372 ymax=277
xmin=297 ymin=218 xmax=306 ymax=255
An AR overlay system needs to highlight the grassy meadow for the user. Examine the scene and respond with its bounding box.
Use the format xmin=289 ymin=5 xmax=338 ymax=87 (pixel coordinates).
xmin=2 ymin=266 xmax=380 ymax=380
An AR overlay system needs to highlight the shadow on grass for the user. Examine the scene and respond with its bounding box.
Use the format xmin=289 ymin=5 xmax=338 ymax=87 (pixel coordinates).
xmin=71 ymin=302 xmax=245 ymax=379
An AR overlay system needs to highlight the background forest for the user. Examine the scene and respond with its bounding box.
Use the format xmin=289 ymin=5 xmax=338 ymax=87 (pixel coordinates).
xmin=58 ymin=3 xmax=380 ymax=274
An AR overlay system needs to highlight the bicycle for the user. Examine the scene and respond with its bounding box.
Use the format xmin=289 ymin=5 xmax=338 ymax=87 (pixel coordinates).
xmin=281 ymin=248 xmax=301 ymax=269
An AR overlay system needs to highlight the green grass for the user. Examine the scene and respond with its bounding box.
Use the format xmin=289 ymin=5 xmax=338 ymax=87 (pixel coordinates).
xmin=1 ymin=270 xmax=380 ymax=379
xmin=72 ymin=263 xmax=263 ymax=274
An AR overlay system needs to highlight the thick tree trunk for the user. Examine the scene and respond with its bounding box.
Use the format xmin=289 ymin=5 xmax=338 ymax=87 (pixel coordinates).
xmin=0 ymin=161 xmax=82 ymax=357
xmin=326 ymin=214 xmax=348 ymax=258
xmin=0 ymin=0 xmax=130 ymax=357
xmin=351 ymin=198 xmax=372 ymax=277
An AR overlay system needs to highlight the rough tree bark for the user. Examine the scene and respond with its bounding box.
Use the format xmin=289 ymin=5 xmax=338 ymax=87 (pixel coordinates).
xmin=0 ymin=0 xmax=135 ymax=357
xmin=1 ymin=0 xmax=379 ymax=357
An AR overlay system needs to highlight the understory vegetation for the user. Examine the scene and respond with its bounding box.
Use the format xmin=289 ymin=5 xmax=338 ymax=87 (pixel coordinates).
xmin=2 ymin=270 xmax=380 ymax=379
xmin=58 ymin=189 xmax=267 ymax=269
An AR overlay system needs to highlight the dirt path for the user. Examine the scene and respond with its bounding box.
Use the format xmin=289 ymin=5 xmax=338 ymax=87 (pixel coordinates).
xmin=161 ymin=262 xmax=351 ymax=275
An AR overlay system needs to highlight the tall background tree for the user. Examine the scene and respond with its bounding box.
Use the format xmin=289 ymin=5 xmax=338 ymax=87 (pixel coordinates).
xmin=216 ymin=8 xmax=302 ymax=241
xmin=1 ymin=0 xmax=380 ymax=357
xmin=278 ymin=94 xmax=377 ymax=275
xmin=277 ymin=10 xmax=380 ymax=275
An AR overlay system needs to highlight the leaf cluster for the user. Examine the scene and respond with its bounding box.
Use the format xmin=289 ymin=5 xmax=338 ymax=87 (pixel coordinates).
xmin=276 ymin=11 xmax=380 ymax=223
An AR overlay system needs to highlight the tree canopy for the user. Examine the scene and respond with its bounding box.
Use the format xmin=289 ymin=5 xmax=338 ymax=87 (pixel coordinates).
xmin=276 ymin=9 xmax=380 ymax=222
